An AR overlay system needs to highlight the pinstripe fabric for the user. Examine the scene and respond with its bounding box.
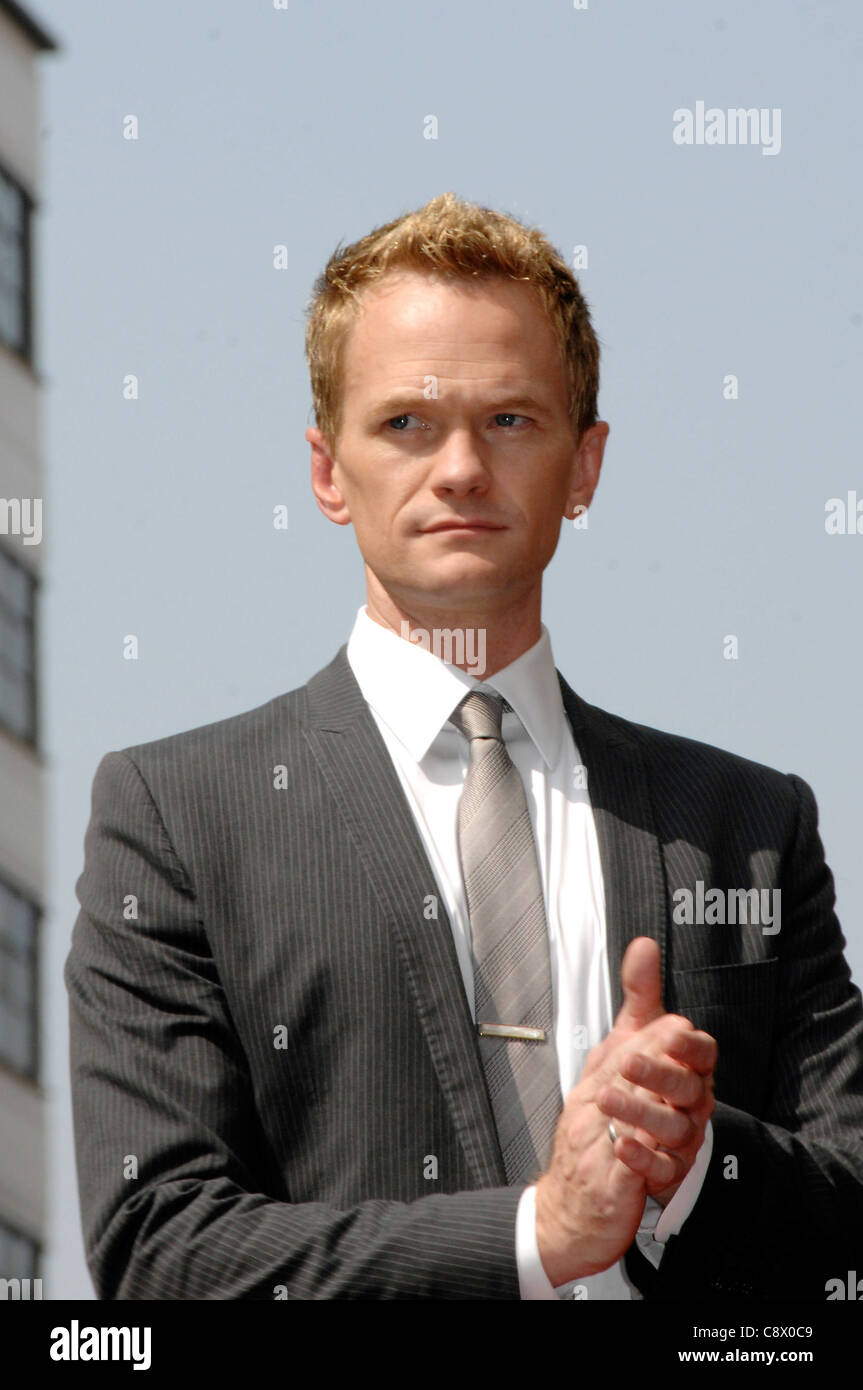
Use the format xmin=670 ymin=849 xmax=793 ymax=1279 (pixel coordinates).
xmin=65 ymin=644 xmax=863 ymax=1299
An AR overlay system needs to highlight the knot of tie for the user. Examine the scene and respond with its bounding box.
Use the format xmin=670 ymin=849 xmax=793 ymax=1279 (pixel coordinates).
xmin=448 ymin=688 xmax=511 ymax=742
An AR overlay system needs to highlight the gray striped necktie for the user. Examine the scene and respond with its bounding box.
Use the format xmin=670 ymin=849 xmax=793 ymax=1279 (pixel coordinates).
xmin=449 ymin=688 xmax=563 ymax=1184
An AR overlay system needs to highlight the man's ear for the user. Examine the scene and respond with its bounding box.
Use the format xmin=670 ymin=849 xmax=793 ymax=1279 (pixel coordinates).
xmin=307 ymin=425 xmax=352 ymax=526
xmin=564 ymin=420 xmax=609 ymax=519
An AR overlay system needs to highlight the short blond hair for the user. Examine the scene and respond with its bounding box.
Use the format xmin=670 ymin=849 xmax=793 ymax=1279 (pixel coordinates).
xmin=304 ymin=191 xmax=600 ymax=453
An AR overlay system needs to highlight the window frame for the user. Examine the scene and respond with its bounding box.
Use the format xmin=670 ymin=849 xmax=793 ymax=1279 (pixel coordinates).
xmin=0 ymin=871 xmax=41 ymax=1084
xmin=0 ymin=542 xmax=38 ymax=748
xmin=0 ymin=156 xmax=34 ymax=366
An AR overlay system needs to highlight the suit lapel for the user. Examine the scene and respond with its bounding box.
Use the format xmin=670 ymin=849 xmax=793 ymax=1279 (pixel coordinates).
xmin=556 ymin=672 xmax=668 ymax=1014
xmin=302 ymin=645 xmax=507 ymax=1188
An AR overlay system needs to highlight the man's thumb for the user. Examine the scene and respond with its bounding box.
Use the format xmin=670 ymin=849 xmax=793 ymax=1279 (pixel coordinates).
xmin=615 ymin=936 xmax=664 ymax=1030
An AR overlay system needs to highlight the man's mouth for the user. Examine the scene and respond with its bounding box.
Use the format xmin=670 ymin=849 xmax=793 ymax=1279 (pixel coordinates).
xmin=423 ymin=520 xmax=506 ymax=533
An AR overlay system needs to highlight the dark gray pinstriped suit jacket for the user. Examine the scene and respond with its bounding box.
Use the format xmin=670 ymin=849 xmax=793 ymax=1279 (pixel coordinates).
xmin=65 ymin=644 xmax=863 ymax=1300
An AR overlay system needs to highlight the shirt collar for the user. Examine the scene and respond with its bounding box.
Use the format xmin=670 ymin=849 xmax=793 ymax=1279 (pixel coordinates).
xmin=345 ymin=604 xmax=566 ymax=768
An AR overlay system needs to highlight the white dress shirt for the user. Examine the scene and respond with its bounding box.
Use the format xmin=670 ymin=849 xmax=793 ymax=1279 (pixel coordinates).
xmin=346 ymin=604 xmax=711 ymax=1299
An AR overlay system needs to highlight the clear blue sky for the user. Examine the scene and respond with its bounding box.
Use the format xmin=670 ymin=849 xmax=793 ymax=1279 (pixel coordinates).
xmin=27 ymin=0 xmax=863 ymax=1296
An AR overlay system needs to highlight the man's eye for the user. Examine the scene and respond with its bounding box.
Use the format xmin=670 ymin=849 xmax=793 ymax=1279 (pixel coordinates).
xmin=386 ymin=414 xmax=422 ymax=431
xmin=384 ymin=412 xmax=529 ymax=432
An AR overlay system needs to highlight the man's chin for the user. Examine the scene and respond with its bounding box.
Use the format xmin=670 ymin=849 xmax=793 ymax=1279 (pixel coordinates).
xmin=401 ymin=568 xmax=511 ymax=607
xmin=368 ymin=555 xmax=527 ymax=614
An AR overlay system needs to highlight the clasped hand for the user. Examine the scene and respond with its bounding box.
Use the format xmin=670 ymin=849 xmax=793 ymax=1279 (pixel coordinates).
xmin=534 ymin=936 xmax=716 ymax=1285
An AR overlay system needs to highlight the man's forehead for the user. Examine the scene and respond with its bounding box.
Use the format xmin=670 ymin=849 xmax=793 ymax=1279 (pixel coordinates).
xmin=351 ymin=267 xmax=543 ymax=325
xmin=341 ymin=270 xmax=558 ymax=386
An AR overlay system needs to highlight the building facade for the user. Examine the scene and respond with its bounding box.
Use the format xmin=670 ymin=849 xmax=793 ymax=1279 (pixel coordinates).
xmin=0 ymin=0 xmax=57 ymax=1291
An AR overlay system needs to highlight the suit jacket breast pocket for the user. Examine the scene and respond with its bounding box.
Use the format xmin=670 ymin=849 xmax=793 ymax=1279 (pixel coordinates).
xmin=669 ymin=958 xmax=779 ymax=1116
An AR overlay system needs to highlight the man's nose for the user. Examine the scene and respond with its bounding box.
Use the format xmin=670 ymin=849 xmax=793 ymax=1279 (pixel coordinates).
xmin=427 ymin=429 xmax=492 ymax=491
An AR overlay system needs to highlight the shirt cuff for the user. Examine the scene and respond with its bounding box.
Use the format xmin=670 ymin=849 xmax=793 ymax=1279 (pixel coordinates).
xmin=516 ymin=1119 xmax=714 ymax=1293
xmin=636 ymin=1118 xmax=714 ymax=1269
xmin=516 ymin=1182 xmax=576 ymax=1299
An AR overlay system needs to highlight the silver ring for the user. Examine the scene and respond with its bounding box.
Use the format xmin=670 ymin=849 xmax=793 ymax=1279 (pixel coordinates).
xmin=608 ymin=1121 xmax=619 ymax=1144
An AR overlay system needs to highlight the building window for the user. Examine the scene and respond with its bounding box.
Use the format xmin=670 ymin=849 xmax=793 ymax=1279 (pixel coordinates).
xmin=0 ymin=1218 xmax=39 ymax=1284
xmin=0 ymin=545 xmax=37 ymax=744
xmin=0 ymin=876 xmax=39 ymax=1079
xmin=0 ymin=162 xmax=32 ymax=362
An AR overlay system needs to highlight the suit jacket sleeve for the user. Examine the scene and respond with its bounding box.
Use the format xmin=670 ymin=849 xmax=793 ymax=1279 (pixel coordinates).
xmin=65 ymin=751 xmax=524 ymax=1300
xmin=643 ymin=772 xmax=863 ymax=1300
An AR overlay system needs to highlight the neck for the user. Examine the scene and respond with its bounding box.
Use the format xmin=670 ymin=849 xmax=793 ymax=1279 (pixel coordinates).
xmin=364 ymin=580 xmax=543 ymax=679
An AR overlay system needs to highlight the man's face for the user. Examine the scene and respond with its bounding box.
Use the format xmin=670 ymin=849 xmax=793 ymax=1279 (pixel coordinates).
xmin=307 ymin=269 xmax=606 ymax=615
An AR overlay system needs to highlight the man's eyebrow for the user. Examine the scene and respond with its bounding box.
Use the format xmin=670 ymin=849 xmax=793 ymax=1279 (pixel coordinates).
xmin=364 ymin=391 xmax=427 ymax=419
xmin=363 ymin=391 xmax=553 ymax=420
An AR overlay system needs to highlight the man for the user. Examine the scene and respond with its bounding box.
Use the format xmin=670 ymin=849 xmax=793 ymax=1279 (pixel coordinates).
xmin=66 ymin=192 xmax=863 ymax=1300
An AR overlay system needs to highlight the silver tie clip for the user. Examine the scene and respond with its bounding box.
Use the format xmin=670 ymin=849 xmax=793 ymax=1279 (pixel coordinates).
xmin=478 ymin=1022 xmax=547 ymax=1042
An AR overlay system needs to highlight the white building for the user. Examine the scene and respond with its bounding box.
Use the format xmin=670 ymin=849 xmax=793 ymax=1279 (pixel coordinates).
xmin=0 ymin=0 xmax=57 ymax=1288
